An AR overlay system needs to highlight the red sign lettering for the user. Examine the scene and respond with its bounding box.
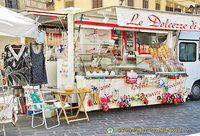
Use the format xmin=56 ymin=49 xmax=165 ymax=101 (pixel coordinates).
xmin=89 ymin=84 xmax=111 ymax=92
xmin=147 ymin=91 xmax=161 ymax=97
xmin=148 ymin=15 xmax=187 ymax=29
xmin=124 ymin=13 xmax=200 ymax=30
xmin=126 ymin=13 xmax=143 ymax=26
xmin=168 ymin=80 xmax=184 ymax=88
xmin=85 ymin=33 xmax=94 ymax=37
xmin=85 ymin=48 xmax=94 ymax=53
xmin=99 ymin=33 xmax=107 ymax=37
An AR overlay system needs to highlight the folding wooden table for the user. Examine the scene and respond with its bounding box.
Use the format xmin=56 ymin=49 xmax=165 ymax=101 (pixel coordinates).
xmin=52 ymin=88 xmax=91 ymax=125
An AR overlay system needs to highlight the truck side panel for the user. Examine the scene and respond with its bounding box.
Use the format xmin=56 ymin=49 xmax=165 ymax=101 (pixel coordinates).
xmin=178 ymin=39 xmax=200 ymax=92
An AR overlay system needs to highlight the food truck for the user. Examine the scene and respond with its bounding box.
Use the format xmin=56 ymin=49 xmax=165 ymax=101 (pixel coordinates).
xmin=24 ymin=6 xmax=200 ymax=112
xmin=74 ymin=6 xmax=200 ymax=111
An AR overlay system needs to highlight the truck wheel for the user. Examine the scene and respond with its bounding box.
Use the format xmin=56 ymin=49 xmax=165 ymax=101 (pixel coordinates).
xmin=191 ymin=83 xmax=200 ymax=100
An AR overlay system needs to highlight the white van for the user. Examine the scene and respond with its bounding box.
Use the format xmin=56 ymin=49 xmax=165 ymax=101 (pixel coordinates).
xmin=178 ymin=31 xmax=200 ymax=100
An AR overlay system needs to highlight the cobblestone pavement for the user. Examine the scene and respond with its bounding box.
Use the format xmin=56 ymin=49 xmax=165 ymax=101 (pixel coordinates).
xmin=3 ymin=100 xmax=200 ymax=136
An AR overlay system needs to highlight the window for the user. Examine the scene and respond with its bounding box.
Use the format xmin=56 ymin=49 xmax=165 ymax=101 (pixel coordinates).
xmin=179 ymin=42 xmax=196 ymax=62
xmin=174 ymin=4 xmax=181 ymax=12
xmin=180 ymin=6 xmax=184 ymax=13
xmin=175 ymin=8 xmax=181 ymax=12
xmin=5 ymin=0 xmax=18 ymax=9
xmin=155 ymin=0 xmax=160 ymax=10
xmin=93 ymin=0 xmax=103 ymax=8
xmin=65 ymin=1 xmax=74 ymax=8
xmin=166 ymin=1 xmax=173 ymax=11
xmin=143 ymin=0 xmax=148 ymax=8
xmin=166 ymin=6 xmax=173 ymax=11
xmin=128 ymin=0 xmax=134 ymax=7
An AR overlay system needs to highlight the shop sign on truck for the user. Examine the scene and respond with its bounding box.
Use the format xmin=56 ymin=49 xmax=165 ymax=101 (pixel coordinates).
xmin=116 ymin=7 xmax=200 ymax=31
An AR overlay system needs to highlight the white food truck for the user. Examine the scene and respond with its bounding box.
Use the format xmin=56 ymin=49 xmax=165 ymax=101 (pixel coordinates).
xmin=73 ymin=6 xmax=200 ymax=111
xmin=24 ymin=6 xmax=200 ymax=112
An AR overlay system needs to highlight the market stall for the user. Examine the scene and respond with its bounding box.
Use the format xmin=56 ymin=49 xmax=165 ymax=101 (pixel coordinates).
xmin=73 ymin=6 xmax=193 ymax=111
xmin=22 ymin=6 xmax=200 ymax=113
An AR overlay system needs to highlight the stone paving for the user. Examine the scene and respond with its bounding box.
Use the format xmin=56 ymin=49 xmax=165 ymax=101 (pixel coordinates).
xmin=3 ymin=100 xmax=200 ymax=136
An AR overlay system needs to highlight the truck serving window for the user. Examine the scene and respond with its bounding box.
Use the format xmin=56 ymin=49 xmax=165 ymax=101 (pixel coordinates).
xmin=179 ymin=42 xmax=196 ymax=62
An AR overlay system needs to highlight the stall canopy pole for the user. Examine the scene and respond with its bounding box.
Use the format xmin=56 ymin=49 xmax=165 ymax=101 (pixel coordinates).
xmin=67 ymin=13 xmax=75 ymax=88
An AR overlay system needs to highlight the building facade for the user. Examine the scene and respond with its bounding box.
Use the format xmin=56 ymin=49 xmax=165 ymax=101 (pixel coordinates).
xmin=0 ymin=0 xmax=52 ymax=10
xmin=53 ymin=0 xmax=200 ymax=13
xmin=1 ymin=0 xmax=199 ymax=12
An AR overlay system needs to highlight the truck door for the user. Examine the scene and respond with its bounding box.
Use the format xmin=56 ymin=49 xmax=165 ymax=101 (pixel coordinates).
xmin=178 ymin=40 xmax=200 ymax=99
